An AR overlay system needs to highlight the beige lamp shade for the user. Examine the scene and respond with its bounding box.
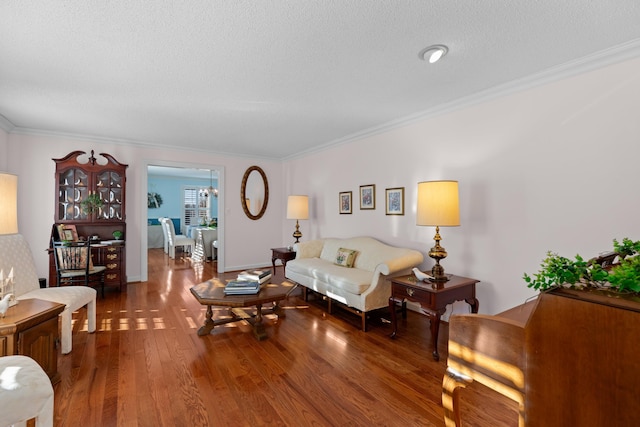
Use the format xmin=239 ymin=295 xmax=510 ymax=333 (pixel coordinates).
xmin=286 ymin=195 xmax=309 ymax=220
xmin=0 ymin=173 xmax=18 ymax=235
xmin=416 ymin=180 xmax=460 ymax=227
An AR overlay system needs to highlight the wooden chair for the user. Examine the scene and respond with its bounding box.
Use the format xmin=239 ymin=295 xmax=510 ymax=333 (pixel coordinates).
xmin=52 ymin=240 xmax=106 ymax=298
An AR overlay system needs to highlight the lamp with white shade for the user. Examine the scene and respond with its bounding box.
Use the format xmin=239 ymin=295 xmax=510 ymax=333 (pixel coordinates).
xmin=416 ymin=180 xmax=460 ymax=282
xmin=0 ymin=173 xmax=18 ymax=235
xmin=286 ymin=195 xmax=309 ymax=244
xmin=0 ymin=173 xmax=18 ymax=307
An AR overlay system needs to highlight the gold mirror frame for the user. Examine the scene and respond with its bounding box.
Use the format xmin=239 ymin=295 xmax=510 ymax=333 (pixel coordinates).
xmin=240 ymin=165 xmax=269 ymax=220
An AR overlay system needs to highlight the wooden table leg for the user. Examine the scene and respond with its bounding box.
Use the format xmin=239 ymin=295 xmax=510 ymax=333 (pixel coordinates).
xmin=466 ymin=297 xmax=479 ymax=313
xmin=427 ymin=309 xmax=446 ymax=361
xmin=252 ymin=304 xmax=267 ymax=341
xmin=389 ymin=297 xmax=398 ymax=338
xmin=197 ymin=304 xmax=215 ymax=336
xmin=272 ymin=302 xmax=286 ymax=319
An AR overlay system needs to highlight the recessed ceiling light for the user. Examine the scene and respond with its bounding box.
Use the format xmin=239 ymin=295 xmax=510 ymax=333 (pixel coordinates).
xmin=418 ymin=45 xmax=448 ymax=64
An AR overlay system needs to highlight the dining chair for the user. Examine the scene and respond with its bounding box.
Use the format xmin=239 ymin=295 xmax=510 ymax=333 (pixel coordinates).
xmin=52 ymin=240 xmax=107 ymax=298
xmin=161 ymin=218 xmax=194 ymax=260
xmin=158 ymin=217 xmax=170 ymax=254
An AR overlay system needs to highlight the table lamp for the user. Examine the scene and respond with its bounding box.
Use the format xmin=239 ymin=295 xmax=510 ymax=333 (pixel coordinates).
xmin=416 ymin=180 xmax=459 ymax=282
xmin=0 ymin=173 xmax=18 ymax=235
xmin=287 ymin=195 xmax=309 ymax=243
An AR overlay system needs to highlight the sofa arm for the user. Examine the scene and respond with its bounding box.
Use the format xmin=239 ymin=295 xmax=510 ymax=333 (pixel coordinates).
xmin=375 ymin=251 xmax=424 ymax=276
xmin=294 ymin=239 xmax=324 ymax=259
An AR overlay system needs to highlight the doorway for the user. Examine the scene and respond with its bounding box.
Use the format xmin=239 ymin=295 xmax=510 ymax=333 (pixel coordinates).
xmin=140 ymin=160 xmax=225 ymax=282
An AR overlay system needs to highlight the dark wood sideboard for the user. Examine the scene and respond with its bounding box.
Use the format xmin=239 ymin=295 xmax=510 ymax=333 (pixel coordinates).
xmin=443 ymin=288 xmax=640 ymax=426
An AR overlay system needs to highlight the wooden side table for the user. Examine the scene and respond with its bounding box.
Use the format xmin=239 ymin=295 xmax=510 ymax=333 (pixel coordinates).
xmin=0 ymin=298 xmax=65 ymax=384
xmin=271 ymin=247 xmax=296 ymax=274
xmin=389 ymin=274 xmax=479 ymax=361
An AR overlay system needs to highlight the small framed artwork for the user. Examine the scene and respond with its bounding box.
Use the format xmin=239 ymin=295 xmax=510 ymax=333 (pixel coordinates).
xmin=359 ymin=184 xmax=375 ymax=210
xmin=385 ymin=187 xmax=405 ymax=215
xmin=63 ymin=224 xmax=79 ymax=241
xmin=339 ymin=191 xmax=352 ymax=214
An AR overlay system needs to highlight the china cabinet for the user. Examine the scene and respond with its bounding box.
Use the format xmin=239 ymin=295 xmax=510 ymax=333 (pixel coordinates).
xmin=49 ymin=150 xmax=128 ymax=291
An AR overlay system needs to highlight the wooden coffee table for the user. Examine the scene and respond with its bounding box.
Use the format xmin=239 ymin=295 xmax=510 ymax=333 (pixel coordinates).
xmin=190 ymin=279 xmax=295 ymax=340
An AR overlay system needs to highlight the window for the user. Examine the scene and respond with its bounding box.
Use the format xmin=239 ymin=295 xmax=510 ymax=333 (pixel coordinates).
xmin=183 ymin=186 xmax=210 ymax=226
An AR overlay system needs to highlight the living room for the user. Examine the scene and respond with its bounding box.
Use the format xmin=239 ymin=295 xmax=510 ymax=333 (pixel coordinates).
xmin=1 ymin=3 xmax=640 ymax=426
xmin=3 ymin=53 xmax=639 ymax=318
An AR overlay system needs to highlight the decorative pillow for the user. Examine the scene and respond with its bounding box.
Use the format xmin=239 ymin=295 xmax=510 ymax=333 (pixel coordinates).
xmin=335 ymin=248 xmax=358 ymax=268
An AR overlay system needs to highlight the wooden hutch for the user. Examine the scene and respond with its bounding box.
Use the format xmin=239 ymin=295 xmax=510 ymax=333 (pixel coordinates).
xmin=49 ymin=150 xmax=128 ymax=292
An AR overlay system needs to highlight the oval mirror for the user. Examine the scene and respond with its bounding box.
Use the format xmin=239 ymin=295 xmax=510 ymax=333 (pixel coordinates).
xmin=241 ymin=166 xmax=269 ymax=220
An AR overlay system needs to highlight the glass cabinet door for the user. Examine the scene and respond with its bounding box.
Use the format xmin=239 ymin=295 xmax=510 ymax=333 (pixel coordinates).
xmin=96 ymin=171 xmax=124 ymax=220
xmin=57 ymin=168 xmax=89 ymax=221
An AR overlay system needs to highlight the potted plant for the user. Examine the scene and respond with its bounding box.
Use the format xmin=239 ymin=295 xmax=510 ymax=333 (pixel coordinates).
xmin=524 ymin=238 xmax=640 ymax=307
xmin=112 ymin=230 xmax=123 ymax=240
xmin=80 ymin=193 xmax=104 ymax=216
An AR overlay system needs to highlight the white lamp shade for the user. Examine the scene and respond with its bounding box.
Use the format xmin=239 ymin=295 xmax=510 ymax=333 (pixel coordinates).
xmin=0 ymin=173 xmax=18 ymax=235
xmin=287 ymin=195 xmax=309 ymax=220
xmin=416 ymin=180 xmax=460 ymax=227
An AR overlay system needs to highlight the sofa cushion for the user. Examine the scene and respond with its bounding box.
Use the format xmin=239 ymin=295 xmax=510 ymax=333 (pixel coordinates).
xmin=286 ymin=258 xmax=373 ymax=294
xmin=334 ymin=248 xmax=358 ymax=268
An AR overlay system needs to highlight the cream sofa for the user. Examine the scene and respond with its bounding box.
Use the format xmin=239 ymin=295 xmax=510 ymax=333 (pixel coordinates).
xmin=0 ymin=234 xmax=96 ymax=354
xmin=285 ymin=236 xmax=423 ymax=331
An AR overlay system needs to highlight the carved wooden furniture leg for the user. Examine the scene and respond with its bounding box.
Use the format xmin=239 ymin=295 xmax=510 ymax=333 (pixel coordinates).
xmin=442 ymin=367 xmax=473 ymax=427
xmin=252 ymin=303 xmax=267 ymax=340
xmin=271 ymin=302 xmax=286 ymax=319
xmin=427 ymin=308 xmax=446 ymax=361
xmin=465 ymin=297 xmax=479 ymax=313
xmin=197 ymin=304 xmax=215 ymax=336
xmin=388 ymin=296 xmax=398 ymax=338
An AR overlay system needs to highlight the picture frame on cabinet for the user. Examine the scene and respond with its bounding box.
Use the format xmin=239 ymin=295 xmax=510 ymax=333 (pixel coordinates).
xmin=63 ymin=224 xmax=79 ymax=241
xmin=385 ymin=187 xmax=404 ymax=215
xmin=359 ymin=184 xmax=375 ymax=210
xmin=339 ymin=191 xmax=352 ymax=214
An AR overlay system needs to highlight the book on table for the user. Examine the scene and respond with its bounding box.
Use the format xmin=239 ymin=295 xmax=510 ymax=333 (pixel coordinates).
xmin=224 ymin=279 xmax=261 ymax=295
xmin=237 ymin=269 xmax=272 ymax=284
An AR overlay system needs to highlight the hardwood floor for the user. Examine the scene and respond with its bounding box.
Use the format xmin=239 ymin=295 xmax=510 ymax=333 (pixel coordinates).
xmin=53 ymin=248 xmax=518 ymax=426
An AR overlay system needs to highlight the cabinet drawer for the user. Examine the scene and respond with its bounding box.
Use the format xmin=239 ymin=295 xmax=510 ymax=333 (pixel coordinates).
xmin=393 ymin=284 xmax=432 ymax=304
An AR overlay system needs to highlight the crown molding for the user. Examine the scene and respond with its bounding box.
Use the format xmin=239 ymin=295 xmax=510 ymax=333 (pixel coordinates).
xmin=284 ymin=38 xmax=640 ymax=161
xmin=0 ymin=114 xmax=15 ymax=132
xmin=4 ymin=38 xmax=640 ymax=162
xmin=8 ymin=126 xmax=281 ymax=161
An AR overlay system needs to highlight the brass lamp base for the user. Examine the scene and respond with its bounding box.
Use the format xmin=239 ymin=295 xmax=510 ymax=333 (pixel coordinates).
xmin=428 ymin=226 xmax=449 ymax=282
xmin=292 ymin=220 xmax=302 ymax=244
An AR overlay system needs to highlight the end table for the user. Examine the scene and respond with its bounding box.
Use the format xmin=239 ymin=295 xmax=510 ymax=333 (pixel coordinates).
xmin=271 ymin=247 xmax=296 ymax=274
xmin=0 ymin=298 xmax=65 ymax=384
xmin=389 ymin=274 xmax=479 ymax=361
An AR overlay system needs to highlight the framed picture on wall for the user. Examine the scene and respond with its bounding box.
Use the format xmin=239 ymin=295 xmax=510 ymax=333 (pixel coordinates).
xmin=359 ymin=184 xmax=375 ymax=210
xmin=385 ymin=187 xmax=404 ymax=215
xmin=339 ymin=191 xmax=352 ymax=214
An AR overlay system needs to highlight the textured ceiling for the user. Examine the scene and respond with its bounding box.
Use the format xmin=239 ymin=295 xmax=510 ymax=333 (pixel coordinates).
xmin=1 ymin=1 xmax=640 ymax=160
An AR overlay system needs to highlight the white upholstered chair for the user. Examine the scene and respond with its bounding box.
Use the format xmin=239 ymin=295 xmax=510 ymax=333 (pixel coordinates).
xmin=158 ymin=217 xmax=170 ymax=254
xmin=161 ymin=218 xmax=194 ymax=259
xmin=0 ymin=355 xmax=54 ymax=427
xmin=0 ymin=234 xmax=96 ymax=354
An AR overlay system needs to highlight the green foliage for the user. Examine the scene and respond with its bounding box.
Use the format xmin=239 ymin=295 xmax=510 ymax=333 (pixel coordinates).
xmin=80 ymin=193 xmax=104 ymax=214
xmin=524 ymin=238 xmax=640 ymax=293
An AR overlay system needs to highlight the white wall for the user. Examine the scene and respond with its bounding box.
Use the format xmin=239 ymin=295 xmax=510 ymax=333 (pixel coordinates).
xmin=283 ymin=56 xmax=640 ymax=315
xmin=0 ymin=127 xmax=7 ymax=170
xmin=5 ymin=134 xmax=283 ymax=282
